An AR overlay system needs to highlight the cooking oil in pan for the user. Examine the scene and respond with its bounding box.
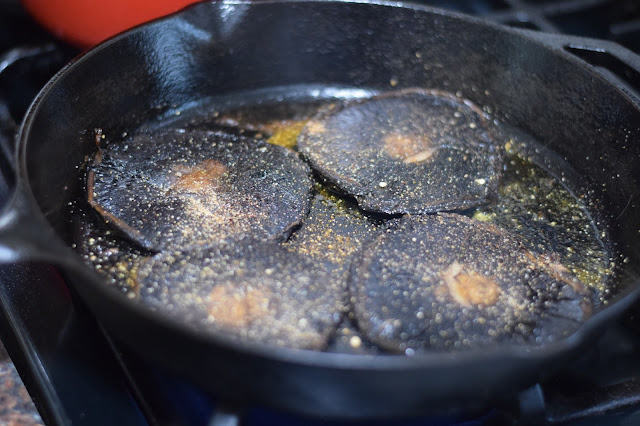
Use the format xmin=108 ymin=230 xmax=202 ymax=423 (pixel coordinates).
xmin=74 ymin=86 xmax=615 ymax=353
xmin=474 ymin=136 xmax=613 ymax=300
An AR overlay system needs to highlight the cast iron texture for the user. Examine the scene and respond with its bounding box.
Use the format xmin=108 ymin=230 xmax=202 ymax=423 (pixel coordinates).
xmin=5 ymin=0 xmax=640 ymax=419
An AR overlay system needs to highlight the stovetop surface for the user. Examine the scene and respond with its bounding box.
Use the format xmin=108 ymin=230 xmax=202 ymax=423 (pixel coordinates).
xmin=1 ymin=1 xmax=640 ymax=425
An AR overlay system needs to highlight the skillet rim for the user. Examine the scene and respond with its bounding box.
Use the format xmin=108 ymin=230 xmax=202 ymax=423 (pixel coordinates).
xmin=14 ymin=0 xmax=640 ymax=371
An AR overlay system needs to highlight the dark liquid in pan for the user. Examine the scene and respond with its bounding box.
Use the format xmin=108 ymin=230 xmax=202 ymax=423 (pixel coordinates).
xmin=72 ymin=85 xmax=614 ymax=354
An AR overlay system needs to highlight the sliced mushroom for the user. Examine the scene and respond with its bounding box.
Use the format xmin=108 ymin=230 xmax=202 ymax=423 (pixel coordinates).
xmin=298 ymin=89 xmax=502 ymax=214
xmin=350 ymin=213 xmax=592 ymax=353
xmin=135 ymin=239 xmax=348 ymax=349
xmin=88 ymin=129 xmax=312 ymax=252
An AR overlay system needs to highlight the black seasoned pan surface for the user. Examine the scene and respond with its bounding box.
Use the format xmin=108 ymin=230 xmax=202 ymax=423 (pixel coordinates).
xmin=6 ymin=0 xmax=640 ymax=418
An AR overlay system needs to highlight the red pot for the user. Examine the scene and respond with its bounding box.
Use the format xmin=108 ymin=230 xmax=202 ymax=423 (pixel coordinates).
xmin=22 ymin=0 xmax=199 ymax=47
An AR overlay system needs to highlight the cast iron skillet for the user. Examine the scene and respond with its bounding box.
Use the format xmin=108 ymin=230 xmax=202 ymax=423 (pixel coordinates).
xmin=1 ymin=0 xmax=640 ymax=419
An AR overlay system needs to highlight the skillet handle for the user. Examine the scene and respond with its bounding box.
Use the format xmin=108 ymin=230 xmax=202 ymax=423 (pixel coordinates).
xmin=0 ymin=190 xmax=70 ymax=265
xmin=0 ymin=44 xmax=80 ymax=266
xmin=515 ymin=30 xmax=640 ymax=103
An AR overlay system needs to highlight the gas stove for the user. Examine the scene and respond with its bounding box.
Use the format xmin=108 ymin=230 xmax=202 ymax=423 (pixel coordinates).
xmin=1 ymin=1 xmax=640 ymax=425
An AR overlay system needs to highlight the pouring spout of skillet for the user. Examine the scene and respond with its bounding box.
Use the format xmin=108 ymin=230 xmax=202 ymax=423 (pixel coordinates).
xmin=10 ymin=0 xmax=640 ymax=419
